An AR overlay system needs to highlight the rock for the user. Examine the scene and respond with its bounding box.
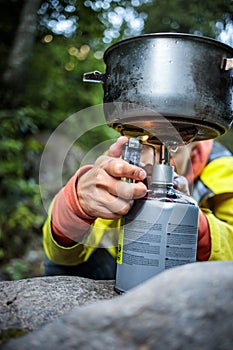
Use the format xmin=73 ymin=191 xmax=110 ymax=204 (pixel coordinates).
xmin=1 ymin=261 xmax=233 ymax=349
xmin=0 ymin=276 xmax=116 ymax=332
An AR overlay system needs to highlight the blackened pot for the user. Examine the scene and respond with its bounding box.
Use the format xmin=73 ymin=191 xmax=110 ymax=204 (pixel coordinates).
xmin=84 ymin=33 xmax=233 ymax=144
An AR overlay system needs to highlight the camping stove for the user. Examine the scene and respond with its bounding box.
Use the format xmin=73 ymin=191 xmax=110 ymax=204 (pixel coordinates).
xmin=83 ymin=32 xmax=233 ymax=292
xmin=115 ymin=137 xmax=199 ymax=293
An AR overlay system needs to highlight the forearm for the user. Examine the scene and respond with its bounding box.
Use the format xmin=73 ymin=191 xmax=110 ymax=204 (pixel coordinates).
xmin=43 ymin=165 xmax=98 ymax=265
xmin=51 ymin=165 xmax=96 ymax=246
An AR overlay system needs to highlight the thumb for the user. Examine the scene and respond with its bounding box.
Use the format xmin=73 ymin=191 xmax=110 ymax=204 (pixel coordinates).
xmin=107 ymin=136 xmax=128 ymax=158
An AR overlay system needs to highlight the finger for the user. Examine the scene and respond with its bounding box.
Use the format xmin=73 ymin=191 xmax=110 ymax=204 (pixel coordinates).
xmin=90 ymin=189 xmax=134 ymax=219
xmin=107 ymin=136 xmax=129 ymax=158
xmin=96 ymin=168 xmax=147 ymax=200
xmin=115 ymin=180 xmax=147 ymax=200
xmin=104 ymin=158 xmax=147 ymax=181
xmin=143 ymin=163 xmax=153 ymax=188
xmin=105 ymin=196 xmax=134 ymax=217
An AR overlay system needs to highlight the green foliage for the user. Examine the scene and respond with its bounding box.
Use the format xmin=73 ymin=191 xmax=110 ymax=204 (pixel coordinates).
xmin=3 ymin=260 xmax=29 ymax=281
xmin=140 ymin=0 xmax=233 ymax=38
xmin=216 ymin=128 xmax=233 ymax=154
xmin=0 ymin=108 xmax=45 ymax=278
xmin=0 ymin=328 xmax=28 ymax=344
xmin=25 ymin=36 xmax=106 ymax=118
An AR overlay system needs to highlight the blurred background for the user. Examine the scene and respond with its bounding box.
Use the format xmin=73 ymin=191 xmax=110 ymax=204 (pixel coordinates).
xmin=0 ymin=0 xmax=232 ymax=280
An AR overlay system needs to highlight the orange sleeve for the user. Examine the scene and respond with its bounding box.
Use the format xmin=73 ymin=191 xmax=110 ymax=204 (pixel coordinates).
xmin=197 ymin=209 xmax=211 ymax=261
xmin=51 ymin=165 xmax=96 ymax=246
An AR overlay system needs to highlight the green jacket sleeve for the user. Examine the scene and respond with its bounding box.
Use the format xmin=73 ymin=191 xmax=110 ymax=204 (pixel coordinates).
xmin=43 ymin=201 xmax=96 ymax=265
xmin=43 ymin=201 xmax=119 ymax=266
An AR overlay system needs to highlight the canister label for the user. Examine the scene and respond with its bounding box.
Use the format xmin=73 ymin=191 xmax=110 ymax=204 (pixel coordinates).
xmin=115 ymin=199 xmax=198 ymax=292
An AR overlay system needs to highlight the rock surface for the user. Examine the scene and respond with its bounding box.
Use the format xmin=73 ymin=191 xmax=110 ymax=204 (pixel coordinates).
xmin=1 ymin=261 xmax=233 ymax=350
xmin=0 ymin=276 xmax=116 ymax=332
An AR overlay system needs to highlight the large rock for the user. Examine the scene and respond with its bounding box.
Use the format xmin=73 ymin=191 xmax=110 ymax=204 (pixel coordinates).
xmin=0 ymin=276 xmax=116 ymax=332
xmin=1 ymin=261 xmax=233 ymax=350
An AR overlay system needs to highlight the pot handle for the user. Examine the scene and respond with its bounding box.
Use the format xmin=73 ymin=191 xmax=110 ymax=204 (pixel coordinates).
xmin=221 ymin=58 xmax=233 ymax=71
xmin=83 ymin=71 xmax=105 ymax=83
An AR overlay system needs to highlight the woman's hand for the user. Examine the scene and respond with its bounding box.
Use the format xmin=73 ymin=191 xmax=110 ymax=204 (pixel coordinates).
xmin=77 ymin=137 xmax=147 ymax=219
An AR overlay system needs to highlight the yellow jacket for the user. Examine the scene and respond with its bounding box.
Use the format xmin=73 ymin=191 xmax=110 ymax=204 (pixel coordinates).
xmin=43 ymin=155 xmax=233 ymax=265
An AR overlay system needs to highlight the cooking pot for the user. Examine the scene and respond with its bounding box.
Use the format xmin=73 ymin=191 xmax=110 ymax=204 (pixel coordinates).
xmin=84 ymin=33 xmax=233 ymax=144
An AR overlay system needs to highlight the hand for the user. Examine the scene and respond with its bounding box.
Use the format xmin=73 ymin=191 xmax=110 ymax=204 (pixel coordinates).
xmin=77 ymin=137 xmax=147 ymax=219
xmin=173 ymin=171 xmax=190 ymax=196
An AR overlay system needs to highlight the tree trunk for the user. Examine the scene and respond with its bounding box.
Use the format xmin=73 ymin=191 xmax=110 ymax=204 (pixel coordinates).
xmin=2 ymin=0 xmax=42 ymax=105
